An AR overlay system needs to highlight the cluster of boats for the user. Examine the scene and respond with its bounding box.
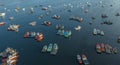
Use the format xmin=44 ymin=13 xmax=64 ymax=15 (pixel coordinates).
xmin=93 ymin=28 xmax=104 ymax=36
xmin=56 ymin=29 xmax=72 ymax=38
xmin=69 ymin=16 xmax=84 ymax=22
xmin=0 ymin=47 xmax=19 ymax=65
xmin=0 ymin=22 xmax=6 ymax=26
xmin=56 ymin=24 xmax=64 ymax=30
xmin=55 ymin=24 xmax=72 ymax=38
xmin=7 ymin=24 xmax=21 ymax=32
xmin=96 ymin=43 xmax=118 ymax=54
xmin=24 ymin=32 xmax=44 ymax=42
xmin=42 ymin=43 xmax=59 ymax=55
xmin=101 ymin=14 xmax=108 ymax=18
xmin=77 ymin=54 xmax=90 ymax=65
xmin=101 ymin=20 xmax=113 ymax=25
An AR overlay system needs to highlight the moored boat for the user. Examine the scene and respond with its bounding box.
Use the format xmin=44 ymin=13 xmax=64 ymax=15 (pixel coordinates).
xmin=42 ymin=21 xmax=52 ymax=26
xmin=75 ymin=25 xmax=81 ymax=31
xmin=0 ymin=22 xmax=6 ymax=26
xmin=42 ymin=45 xmax=47 ymax=53
xmin=96 ymin=44 xmax=102 ymax=53
xmin=93 ymin=28 xmax=97 ymax=35
xmin=35 ymin=33 xmax=44 ymax=41
xmin=112 ymin=47 xmax=118 ymax=54
xmin=47 ymin=44 xmax=53 ymax=52
xmin=100 ymin=31 xmax=104 ymax=36
xmin=77 ymin=54 xmax=83 ymax=64
xmin=52 ymin=15 xmax=60 ymax=20
xmin=56 ymin=24 xmax=64 ymax=30
xmin=105 ymin=44 xmax=112 ymax=54
xmin=24 ymin=32 xmax=30 ymax=38
xmin=100 ymin=43 xmax=105 ymax=52
xmin=50 ymin=43 xmax=58 ymax=55
xmin=7 ymin=24 xmax=20 ymax=32
xmin=29 ymin=21 xmax=36 ymax=26
xmin=64 ymin=30 xmax=72 ymax=38
xmin=82 ymin=54 xmax=90 ymax=65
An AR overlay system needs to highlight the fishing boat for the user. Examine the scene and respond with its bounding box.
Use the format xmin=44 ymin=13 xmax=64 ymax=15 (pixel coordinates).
xmin=42 ymin=45 xmax=47 ymax=53
xmin=14 ymin=7 xmax=20 ymax=12
xmin=2 ymin=58 xmax=7 ymax=63
xmin=9 ymin=17 xmax=14 ymax=20
xmin=101 ymin=14 xmax=108 ymax=18
xmin=0 ymin=22 xmax=6 ymax=26
xmin=93 ymin=28 xmax=97 ymax=35
xmin=7 ymin=24 xmax=20 ymax=32
xmin=56 ymin=30 xmax=64 ymax=35
xmin=35 ymin=33 xmax=44 ymax=41
xmin=96 ymin=29 xmax=101 ymax=35
xmin=100 ymin=31 xmax=104 ymax=36
xmin=30 ymin=32 xmax=36 ymax=37
xmin=64 ymin=30 xmax=72 ymax=38
xmin=42 ymin=7 xmax=48 ymax=11
xmin=47 ymin=44 xmax=53 ymax=52
xmin=64 ymin=31 xmax=69 ymax=37
xmin=0 ymin=13 xmax=6 ymax=18
xmin=82 ymin=54 xmax=90 ymax=65
xmin=101 ymin=20 xmax=113 ymax=25
xmin=70 ymin=16 xmax=83 ymax=22
xmin=0 ymin=47 xmax=19 ymax=65
xmin=56 ymin=24 xmax=64 ymax=30
xmin=42 ymin=21 xmax=52 ymax=26
xmin=30 ymin=7 xmax=34 ymax=13
xmin=24 ymin=32 xmax=30 ymax=38
xmin=100 ymin=43 xmax=105 ymax=52
xmin=22 ymin=8 xmax=26 ymax=11
xmin=50 ymin=43 xmax=58 ymax=55
xmin=77 ymin=54 xmax=83 ymax=64
xmin=112 ymin=47 xmax=118 ymax=54
xmin=96 ymin=44 xmax=102 ymax=53
xmin=52 ymin=15 xmax=60 ymax=20
xmin=29 ymin=21 xmax=36 ymax=26
xmin=105 ymin=44 xmax=112 ymax=54
xmin=56 ymin=30 xmax=62 ymax=35
xmin=75 ymin=25 xmax=81 ymax=31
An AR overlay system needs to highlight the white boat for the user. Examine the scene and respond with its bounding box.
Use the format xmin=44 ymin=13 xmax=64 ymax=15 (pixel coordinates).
xmin=29 ymin=21 xmax=36 ymax=26
xmin=100 ymin=31 xmax=104 ymax=36
xmin=50 ymin=43 xmax=58 ymax=55
xmin=93 ymin=28 xmax=97 ymax=35
xmin=0 ymin=13 xmax=5 ymax=18
xmin=75 ymin=25 xmax=81 ymax=31
xmin=22 ymin=8 xmax=26 ymax=11
xmin=42 ymin=45 xmax=47 ymax=52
